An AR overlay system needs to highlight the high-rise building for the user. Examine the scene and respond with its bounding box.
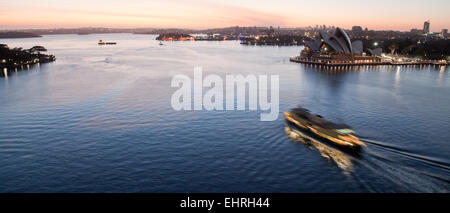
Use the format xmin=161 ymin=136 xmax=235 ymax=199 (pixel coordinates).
xmin=423 ymin=20 xmax=430 ymax=34
xmin=441 ymin=29 xmax=448 ymax=38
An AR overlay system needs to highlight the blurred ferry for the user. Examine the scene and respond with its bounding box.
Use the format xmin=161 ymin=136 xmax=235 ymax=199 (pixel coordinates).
xmin=284 ymin=107 xmax=365 ymax=149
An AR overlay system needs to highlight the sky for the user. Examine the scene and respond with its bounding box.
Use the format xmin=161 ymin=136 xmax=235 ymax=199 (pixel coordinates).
xmin=0 ymin=0 xmax=449 ymax=31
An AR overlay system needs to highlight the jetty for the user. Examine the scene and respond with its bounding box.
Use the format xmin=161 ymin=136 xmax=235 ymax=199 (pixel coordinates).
xmin=290 ymin=56 xmax=449 ymax=67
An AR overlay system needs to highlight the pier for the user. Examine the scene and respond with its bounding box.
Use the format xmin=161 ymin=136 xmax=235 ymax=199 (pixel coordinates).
xmin=290 ymin=56 xmax=449 ymax=67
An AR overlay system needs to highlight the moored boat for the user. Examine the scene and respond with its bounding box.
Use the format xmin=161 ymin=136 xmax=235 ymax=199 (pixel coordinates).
xmin=284 ymin=107 xmax=365 ymax=149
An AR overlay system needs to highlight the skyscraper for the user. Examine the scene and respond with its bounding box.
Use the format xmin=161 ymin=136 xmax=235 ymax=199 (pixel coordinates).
xmin=423 ymin=20 xmax=430 ymax=34
xmin=441 ymin=29 xmax=448 ymax=38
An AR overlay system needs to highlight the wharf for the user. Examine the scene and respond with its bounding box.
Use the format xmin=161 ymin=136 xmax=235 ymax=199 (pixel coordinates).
xmin=290 ymin=57 xmax=448 ymax=67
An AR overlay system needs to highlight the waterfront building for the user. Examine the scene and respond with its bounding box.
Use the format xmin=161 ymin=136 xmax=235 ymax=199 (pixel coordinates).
xmin=292 ymin=27 xmax=383 ymax=66
xmin=423 ymin=20 xmax=430 ymax=34
xmin=411 ymin=29 xmax=423 ymax=34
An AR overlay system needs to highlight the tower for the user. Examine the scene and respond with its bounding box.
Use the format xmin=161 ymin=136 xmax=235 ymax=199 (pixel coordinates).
xmin=423 ymin=20 xmax=430 ymax=34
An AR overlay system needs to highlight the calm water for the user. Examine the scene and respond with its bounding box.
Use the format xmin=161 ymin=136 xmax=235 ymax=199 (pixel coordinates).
xmin=1 ymin=34 xmax=449 ymax=192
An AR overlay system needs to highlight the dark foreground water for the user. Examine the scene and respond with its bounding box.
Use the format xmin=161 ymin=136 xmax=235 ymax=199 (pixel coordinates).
xmin=1 ymin=34 xmax=449 ymax=192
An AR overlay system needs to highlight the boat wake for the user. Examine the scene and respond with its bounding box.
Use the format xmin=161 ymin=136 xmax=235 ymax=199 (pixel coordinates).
xmin=284 ymin=125 xmax=449 ymax=192
xmin=354 ymin=138 xmax=450 ymax=192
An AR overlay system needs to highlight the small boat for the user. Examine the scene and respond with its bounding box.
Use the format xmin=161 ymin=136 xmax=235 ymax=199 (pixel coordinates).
xmin=159 ymin=41 xmax=164 ymax=45
xmin=98 ymin=40 xmax=117 ymax=45
xmin=284 ymin=107 xmax=365 ymax=149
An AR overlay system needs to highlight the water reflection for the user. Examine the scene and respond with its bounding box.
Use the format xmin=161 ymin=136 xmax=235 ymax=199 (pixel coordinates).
xmin=438 ymin=66 xmax=446 ymax=86
xmin=394 ymin=66 xmax=401 ymax=93
xmin=3 ymin=68 xmax=7 ymax=79
xmin=284 ymin=125 xmax=355 ymax=175
xmin=301 ymin=64 xmax=356 ymax=94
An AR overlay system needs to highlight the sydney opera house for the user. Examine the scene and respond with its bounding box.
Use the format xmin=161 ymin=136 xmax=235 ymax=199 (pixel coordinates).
xmin=291 ymin=27 xmax=384 ymax=65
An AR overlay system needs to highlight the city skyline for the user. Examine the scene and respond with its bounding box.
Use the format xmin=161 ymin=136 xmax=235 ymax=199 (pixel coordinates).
xmin=0 ymin=0 xmax=449 ymax=31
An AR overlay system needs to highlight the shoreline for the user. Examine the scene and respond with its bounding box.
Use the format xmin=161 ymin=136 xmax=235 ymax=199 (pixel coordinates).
xmin=290 ymin=57 xmax=449 ymax=67
xmin=1 ymin=44 xmax=56 ymax=78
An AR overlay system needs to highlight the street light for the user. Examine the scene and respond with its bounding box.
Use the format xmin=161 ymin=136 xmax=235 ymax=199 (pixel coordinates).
xmin=374 ymin=42 xmax=378 ymax=47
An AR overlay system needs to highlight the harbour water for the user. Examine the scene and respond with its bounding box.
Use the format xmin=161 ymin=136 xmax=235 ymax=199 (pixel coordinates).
xmin=0 ymin=34 xmax=449 ymax=192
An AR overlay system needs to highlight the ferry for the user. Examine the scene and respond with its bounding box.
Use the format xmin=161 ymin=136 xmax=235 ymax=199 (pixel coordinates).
xmin=284 ymin=107 xmax=365 ymax=149
xmin=98 ymin=40 xmax=117 ymax=45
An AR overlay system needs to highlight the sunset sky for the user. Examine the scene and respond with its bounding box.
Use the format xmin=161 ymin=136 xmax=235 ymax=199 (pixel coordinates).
xmin=1 ymin=0 xmax=449 ymax=31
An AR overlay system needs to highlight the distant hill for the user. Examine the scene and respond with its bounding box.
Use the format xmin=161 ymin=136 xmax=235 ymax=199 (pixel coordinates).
xmin=0 ymin=32 xmax=42 ymax=38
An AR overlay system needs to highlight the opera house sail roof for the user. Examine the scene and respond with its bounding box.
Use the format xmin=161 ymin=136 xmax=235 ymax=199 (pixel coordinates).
xmin=303 ymin=27 xmax=382 ymax=56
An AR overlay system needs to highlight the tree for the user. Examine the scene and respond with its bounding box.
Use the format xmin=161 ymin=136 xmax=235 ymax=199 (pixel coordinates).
xmin=29 ymin=46 xmax=47 ymax=55
xmin=0 ymin=44 xmax=8 ymax=50
xmin=401 ymin=44 xmax=415 ymax=55
xmin=388 ymin=43 xmax=399 ymax=55
xmin=0 ymin=44 xmax=8 ymax=56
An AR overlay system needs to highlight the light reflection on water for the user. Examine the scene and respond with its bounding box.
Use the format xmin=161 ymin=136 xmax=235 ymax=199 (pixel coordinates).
xmin=0 ymin=34 xmax=449 ymax=192
xmin=284 ymin=125 xmax=355 ymax=175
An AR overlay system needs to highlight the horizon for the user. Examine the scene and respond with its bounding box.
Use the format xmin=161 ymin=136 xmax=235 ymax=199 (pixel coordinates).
xmin=1 ymin=0 xmax=449 ymax=32
xmin=0 ymin=26 xmax=444 ymax=33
